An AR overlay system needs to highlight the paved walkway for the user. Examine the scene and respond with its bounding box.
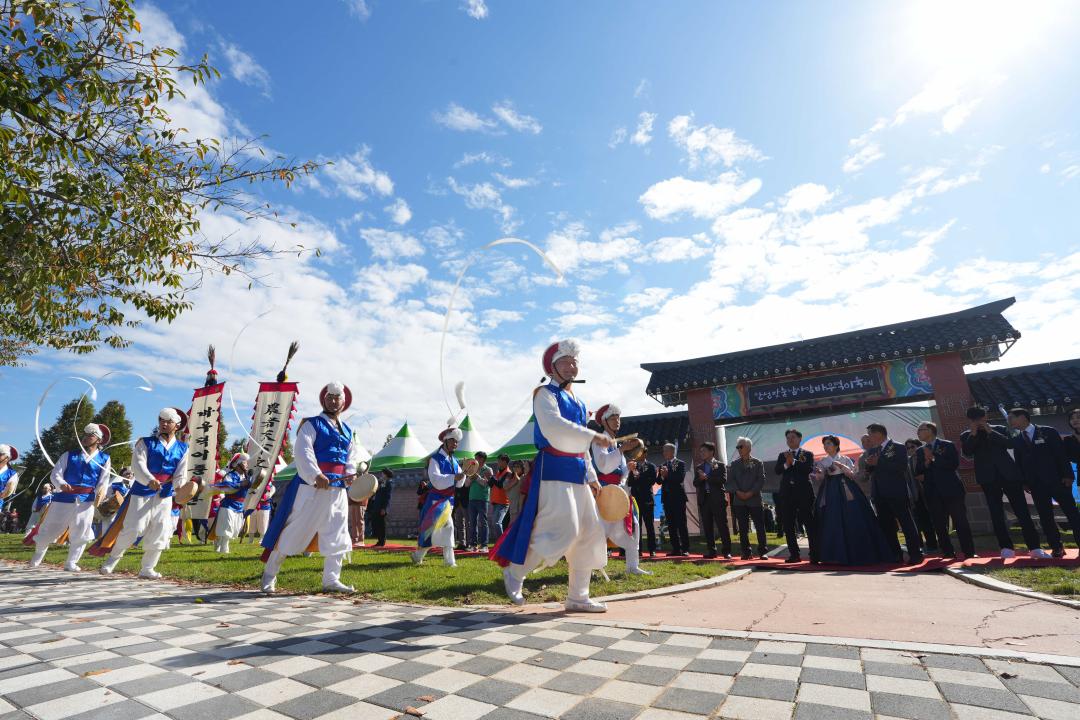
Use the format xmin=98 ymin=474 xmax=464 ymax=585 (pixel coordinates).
xmin=2 ymin=566 xmax=1080 ymax=720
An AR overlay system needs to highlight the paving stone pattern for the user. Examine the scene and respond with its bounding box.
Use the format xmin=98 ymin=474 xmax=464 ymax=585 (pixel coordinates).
xmin=1 ymin=567 xmax=1078 ymax=719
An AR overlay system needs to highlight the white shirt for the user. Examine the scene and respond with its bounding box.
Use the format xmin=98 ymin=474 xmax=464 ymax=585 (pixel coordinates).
xmin=427 ymin=448 xmax=464 ymax=491
xmin=132 ymin=436 xmax=188 ymax=487
xmin=50 ymin=449 xmax=111 ymax=497
xmin=294 ymin=414 xmax=362 ymax=485
xmin=534 ymin=386 xmax=600 ymax=485
xmin=591 ymin=435 xmax=627 ymax=483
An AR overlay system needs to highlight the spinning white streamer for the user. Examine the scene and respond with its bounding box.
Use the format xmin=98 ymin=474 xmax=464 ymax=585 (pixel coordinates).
xmin=72 ymin=370 xmax=154 ymax=482
xmin=226 ymin=308 xmax=279 ymax=464
xmin=34 ymin=376 xmax=98 ymax=468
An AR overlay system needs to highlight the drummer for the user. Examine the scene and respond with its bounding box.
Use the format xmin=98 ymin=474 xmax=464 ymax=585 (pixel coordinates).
xmin=412 ymin=428 xmax=466 ymax=567
xmin=591 ymin=404 xmax=650 ymax=576
xmin=210 ymin=453 xmax=252 ymax=554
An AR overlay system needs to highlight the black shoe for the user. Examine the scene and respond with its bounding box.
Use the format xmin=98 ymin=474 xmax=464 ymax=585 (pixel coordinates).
xmin=908 ymin=554 xmax=925 ymax=564
xmin=785 ymin=555 xmax=801 ymax=564
xmin=757 ymin=548 xmax=768 ymax=558
xmin=1052 ymin=547 xmax=1066 ymax=559
xmin=941 ymin=552 xmax=957 ymax=560
xmin=740 ymin=551 xmax=752 ymax=560
xmin=702 ymin=552 xmax=718 ymax=559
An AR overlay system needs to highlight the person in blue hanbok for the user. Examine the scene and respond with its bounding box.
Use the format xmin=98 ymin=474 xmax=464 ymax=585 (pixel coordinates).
xmin=210 ymin=453 xmax=252 ymax=554
xmin=26 ymin=483 xmax=53 ymax=531
xmin=814 ymin=435 xmax=892 ymax=566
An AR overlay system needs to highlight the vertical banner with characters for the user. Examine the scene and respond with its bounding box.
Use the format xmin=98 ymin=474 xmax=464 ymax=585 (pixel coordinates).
xmin=183 ymin=383 xmax=224 ymax=521
xmin=242 ymin=382 xmax=299 ymax=512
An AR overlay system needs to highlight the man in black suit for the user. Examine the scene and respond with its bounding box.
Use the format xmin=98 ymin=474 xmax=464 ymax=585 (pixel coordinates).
xmin=1009 ymin=408 xmax=1080 ymax=558
xmin=906 ymin=438 xmax=939 ymax=553
xmin=773 ymin=429 xmax=817 ymax=564
xmin=961 ymin=406 xmax=1042 ymax=558
xmin=659 ymin=443 xmax=689 ymax=556
xmin=866 ymin=423 xmax=924 ymax=564
xmin=368 ymin=469 xmax=394 ymax=546
xmin=694 ymin=442 xmax=731 ymax=559
xmin=627 ymin=456 xmax=658 ymax=557
xmin=914 ymin=422 xmax=975 ymax=558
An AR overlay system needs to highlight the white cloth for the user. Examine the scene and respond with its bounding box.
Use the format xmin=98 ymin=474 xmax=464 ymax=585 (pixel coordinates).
xmin=269 ymin=483 xmax=351 ymax=556
xmin=110 ymin=494 xmax=174 ymax=553
xmin=252 ymin=508 xmax=270 ymax=535
xmin=293 ymin=414 xmax=362 ymax=485
xmin=215 ymin=506 xmax=245 ymax=541
xmin=49 ymin=450 xmax=111 ymax=495
xmin=34 ymin=499 xmax=96 ymax=547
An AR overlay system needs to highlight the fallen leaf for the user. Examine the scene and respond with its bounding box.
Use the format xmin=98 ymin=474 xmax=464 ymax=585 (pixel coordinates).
xmin=417 ymin=695 xmax=435 ymax=702
xmin=217 ymin=623 xmax=230 ymax=628
xmin=194 ymin=598 xmax=204 ymax=604
xmin=192 ymin=671 xmax=204 ymax=676
xmin=72 ymin=618 xmax=93 ymax=623
xmin=404 ymin=706 xmax=426 ymax=717
xmin=227 ymin=660 xmax=246 ymax=666
xmin=639 ymin=630 xmax=650 ymax=637
xmin=1000 ymin=672 xmax=1018 ymax=679
xmin=1005 ymin=641 xmax=1027 ymax=646
xmin=81 ymin=669 xmax=111 ymax=677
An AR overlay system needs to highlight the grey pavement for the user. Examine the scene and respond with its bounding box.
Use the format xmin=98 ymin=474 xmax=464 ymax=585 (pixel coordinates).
xmin=1 ymin=565 xmax=1079 ymax=720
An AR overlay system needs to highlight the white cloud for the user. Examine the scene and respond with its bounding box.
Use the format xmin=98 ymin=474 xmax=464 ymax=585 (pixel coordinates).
xmin=493 ymin=172 xmax=537 ymax=189
xmin=633 ymin=78 xmax=651 ymax=99
xmin=447 ymin=177 xmax=518 ymax=233
xmin=622 ymin=287 xmax=673 ymax=311
xmin=455 ymin=151 xmax=511 ymax=168
xmin=462 ymin=0 xmax=489 ymax=19
xmin=321 ymin=147 xmax=394 ymax=201
xmin=424 ymin=223 xmax=465 ymax=250
xmin=631 ymin=112 xmax=656 ymax=146
xmin=644 ymin=234 xmax=712 ymax=262
xmin=640 ymin=174 xmax=762 ymax=221
xmin=668 ymin=114 xmax=764 ymax=168
xmin=218 ymin=40 xmax=271 ymax=97
xmin=780 ymin=183 xmax=835 ymax=214
xmin=842 ymin=141 xmax=885 ymax=174
xmin=434 ymin=103 xmax=499 ymax=133
xmin=608 ymin=127 xmax=628 ymax=149
xmin=384 ymin=198 xmax=412 ymax=225
xmin=356 ymin=262 xmax=427 ymax=304
xmin=491 ymin=101 xmax=543 ymax=134
xmin=544 ymin=222 xmax=644 ymax=275
xmin=359 ymin=228 xmax=424 ymax=260
xmin=479 ymin=309 xmax=523 ymax=330
xmin=343 ymin=0 xmax=370 ymax=20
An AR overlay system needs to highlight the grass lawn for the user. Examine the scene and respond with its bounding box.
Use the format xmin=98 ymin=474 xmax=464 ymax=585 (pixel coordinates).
xmin=0 ymin=534 xmax=731 ymax=606
xmin=984 ymin=566 xmax=1080 ymax=597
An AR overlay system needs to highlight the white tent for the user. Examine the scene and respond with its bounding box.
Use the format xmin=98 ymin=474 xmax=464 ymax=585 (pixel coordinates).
xmin=495 ymin=414 xmax=537 ymax=460
xmin=452 ymin=414 xmax=493 ymax=460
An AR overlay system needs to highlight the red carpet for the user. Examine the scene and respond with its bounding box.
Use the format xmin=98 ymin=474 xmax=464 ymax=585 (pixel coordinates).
xmin=351 ymin=543 xmax=489 ymax=558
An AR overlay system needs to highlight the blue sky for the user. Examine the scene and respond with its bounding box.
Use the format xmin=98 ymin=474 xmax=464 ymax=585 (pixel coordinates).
xmin=4 ymin=0 xmax=1080 ymax=456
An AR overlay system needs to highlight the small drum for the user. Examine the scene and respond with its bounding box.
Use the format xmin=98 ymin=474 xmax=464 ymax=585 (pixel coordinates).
xmin=462 ymin=458 xmax=480 ymax=477
xmin=98 ymin=490 xmax=123 ymax=515
xmin=173 ymin=479 xmax=200 ymax=505
xmin=597 ymin=484 xmax=631 ymax=522
xmin=348 ymin=472 xmax=379 ymax=503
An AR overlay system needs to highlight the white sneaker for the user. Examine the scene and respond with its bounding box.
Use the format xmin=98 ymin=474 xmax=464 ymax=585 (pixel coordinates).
xmin=323 ymin=580 xmax=355 ymax=593
xmin=1000 ymin=548 xmax=1016 ymax=559
xmin=138 ymin=568 xmax=161 ymax=579
xmin=1030 ymin=548 xmax=1052 ymax=559
xmin=503 ymin=568 xmax=524 ymax=606
xmin=564 ymin=598 xmax=607 ymax=613
xmin=28 ymin=559 xmax=42 ymax=569
xmin=99 ymin=560 xmax=117 ymax=575
xmin=627 ymin=566 xmax=652 ymax=576
xmin=261 ymin=574 xmax=277 ymax=593
xmin=410 ymin=550 xmax=424 ymax=566
xmin=445 ymin=561 xmax=457 ymax=569
xmin=63 ymin=565 xmax=81 ymax=572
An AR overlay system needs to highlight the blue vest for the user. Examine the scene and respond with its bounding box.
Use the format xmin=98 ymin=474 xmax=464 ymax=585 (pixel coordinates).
xmin=219 ymin=470 xmax=249 ymax=512
xmin=130 ymin=436 xmax=188 ymax=498
xmin=432 ymin=449 xmax=461 ymax=477
xmin=533 ymin=383 xmax=589 ymax=484
xmin=304 ymin=415 xmax=353 ymax=486
xmin=34 ymin=494 xmax=52 ymax=511
xmin=55 ymin=449 xmax=111 ymax=503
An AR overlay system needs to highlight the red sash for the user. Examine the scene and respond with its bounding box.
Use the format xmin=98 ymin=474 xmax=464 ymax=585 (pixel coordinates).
xmin=318 ymin=462 xmax=347 ymax=475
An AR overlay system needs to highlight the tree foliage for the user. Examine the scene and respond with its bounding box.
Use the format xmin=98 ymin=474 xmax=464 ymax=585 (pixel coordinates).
xmin=92 ymin=398 xmax=131 ymax=468
xmin=0 ymin=0 xmax=321 ymax=365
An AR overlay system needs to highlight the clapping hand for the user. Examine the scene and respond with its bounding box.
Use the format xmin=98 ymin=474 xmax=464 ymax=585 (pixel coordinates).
xmin=922 ymin=446 xmax=933 ymax=463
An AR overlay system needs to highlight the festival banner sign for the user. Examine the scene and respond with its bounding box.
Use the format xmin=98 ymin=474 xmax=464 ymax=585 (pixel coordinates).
xmin=184 ymin=383 xmax=225 ymax=520
xmin=243 ymin=382 xmax=299 ymax=512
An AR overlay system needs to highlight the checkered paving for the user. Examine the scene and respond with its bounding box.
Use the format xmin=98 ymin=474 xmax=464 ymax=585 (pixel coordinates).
xmin=1 ymin=565 xmax=1078 ymax=719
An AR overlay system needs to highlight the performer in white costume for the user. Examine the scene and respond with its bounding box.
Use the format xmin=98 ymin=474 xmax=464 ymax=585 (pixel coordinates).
xmin=0 ymin=444 xmax=19 ymax=513
xmin=250 ymin=481 xmax=275 ymax=541
xmin=96 ymin=408 xmax=191 ymax=579
xmin=261 ymin=382 xmax=360 ymax=594
xmin=28 ymin=424 xmax=112 ymax=571
xmin=210 ymin=453 xmax=251 ymax=554
xmin=493 ymin=339 xmax=614 ymax=612
xmin=412 ymin=428 xmax=465 ymax=567
xmin=591 ymin=404 xmax=651 ymax=576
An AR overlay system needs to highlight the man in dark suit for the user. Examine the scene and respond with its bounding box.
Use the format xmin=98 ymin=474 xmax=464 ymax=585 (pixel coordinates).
xmin=961 ymin=406 xmax=1042 ymax=558
xmin=906 ymin=438 xmax=939 ymax=553
xmin=866 ymin=423 xmax=924 ymax=564
xmin=368 ymin=469 xmax=394 ymax=546
xmin=773 ymin=429 xmax=817 ymax=564
xmin=659 ymin=443 xmax=689 ymax=556
xmin=695 ymin=442 xmax=731 ymax=559
xmin=1009 ymin=408 xmax=1080 ymax=558
xmin=914 ymin=422 xmax=975 ymax=558
xmin=628 ymin=456 xmax=659 ymax=557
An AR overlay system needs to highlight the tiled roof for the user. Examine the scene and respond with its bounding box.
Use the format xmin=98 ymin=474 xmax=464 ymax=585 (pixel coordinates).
xmin=967 ymin=358 xmax=1080 ymax=411
xmin=619 ymin=411 xmax=690 ymax=448
xmin=642 ymin=298 xmax=1020 ymax=407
